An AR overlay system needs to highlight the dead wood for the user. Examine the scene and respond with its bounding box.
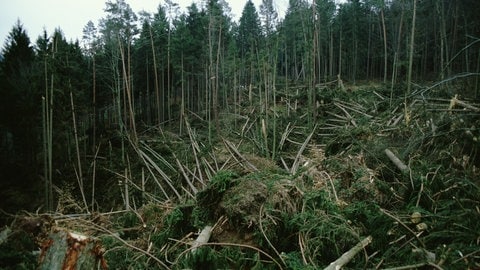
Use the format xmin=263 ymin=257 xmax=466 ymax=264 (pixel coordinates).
xmin=0 ymin=227 xmax=12 ymax=245
xmin=38 ymin=230 xmax=107 ymax=270
xmin=324 ymin=236 xmax=372 ymax=270
xmin=449 ymin=94 xmax=480 ymax=112
xmin=191 ymin=225 xmax=213 ymax=254
xmin=337 ymin=74 xmax=346 ymax=92
xmin=291 ymin=125 xmax=317 ymax=174
xmin=223 ymin=138 xmax=259 ymax=172
xmin=385 ymin=148 xmax=409 ymax=172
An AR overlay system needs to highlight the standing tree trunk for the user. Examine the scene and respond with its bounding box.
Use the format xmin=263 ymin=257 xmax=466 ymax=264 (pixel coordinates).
xmin=70 ymin=91 xmax=89 ymax=211
xmin=437 ymin=0 xmax=449 ymax=80
xmin=338 ymin=27 xmax=343 ymax=80
xmin=381 ymin=6 xmax=388 ymax=83
xmin=214 ymin=25 xmax=222 ymax=133
xmin=119 ymin=39 xmax=137 ymax=144
xmin=180 ymin=53 xmax=185 ymax=135
xmin=311 ymin=0 xmax=319 ymax=126
xmin=405 ymin=0 xmax=417 ymax=126
xmin=390 ymin=0 xmax=404 ymax=106
xmin=406 ymin=0 xmax=417 ymax=96
xmin=167 ymin=24 xmax=172 ymax=121
xmin=90 ymin=55 xmax=96 ymax=212
xmin=149 ymin=26 xmax=161 ymax=125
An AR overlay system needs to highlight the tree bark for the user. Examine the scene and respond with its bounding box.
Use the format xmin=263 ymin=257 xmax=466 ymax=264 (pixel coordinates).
xmin=324 ymin=236 xmax=372 ymax=270
xmin=406 ymin=0 xmax=417 ymax=95
xmin=385 ymin=148 xmax=408 ymax=172
xmin=38 ymin=230 xmax=107 ymax=270
xmin=191 ymin=225 xmax=213 ymax=254
xmin=381 ymin=6 xmax=388 ymax=83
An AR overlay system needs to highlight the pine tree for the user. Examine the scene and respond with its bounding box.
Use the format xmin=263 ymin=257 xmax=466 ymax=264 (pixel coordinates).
xmin=260 ymin=0 xmax=278 ymax=37
xmin=99 ymin=0 xmax=138 ymax=149
xmin=1 ymin=20 xmax=37 ymax=165
xmin=237 ymin=0 xmax=262 ymax=87
xmin=206 ymin=0 xmax=231 ymax=135
xmin=185 ymin=3 xmax=207 ymax=113
xmin=151 ymin=4 xmax=169 ymax=124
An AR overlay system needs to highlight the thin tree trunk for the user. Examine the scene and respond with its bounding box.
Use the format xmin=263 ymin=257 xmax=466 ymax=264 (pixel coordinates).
xmin=42 ymin=97 xmax=50 ymax=212
xmin=119 ymin=40 xmax=137 ymax=144
xmin=284 ymin=37 xmax=289 ymax=116
xmin=91 ymin=56 xmax=96 ymax=154
xmin=381 ymin=6 xmax=388 ymax=83
xmin=167 ymin=26 xmax=172 ymax=121
xmin=437 ymin=1 xmax=445 ymax=80
xmin=338 ymin=28 xmax=342 ymax=78
xmin=366 ymin=11 xmax=372 ymax=80
xmin=311 ymin=0 xmax=319 ymax=124
xmin=180 ymin=53 xmax=185 ymax=135
xmin=394 ymin=1 xmax=404 ymax=83
xmin=48 ymin=44 xmax=55 ymax=212
xmin=476 ymin=48 xmax=480 ymax=98
xmin=329 ymin=28 xmax=334 ymax=78
xmin=390 ymin=0 xmax=404 ymax=106
xmin=406 ymin=0 xmax=417 ymax=95
xmin=43 ymin=53 xmax=52 ymax=212
xmin=272 ymin=34 xmax=279 ymax=160
xmin=213 ymin=20 xmax=222 ymax=134
xmin=208 ymin=14 xmax=213 ymax=141
xmin=149 ymin=26 xmax=161 ymax=125
xmin=70 ymin=91 xmax=89 ymax=212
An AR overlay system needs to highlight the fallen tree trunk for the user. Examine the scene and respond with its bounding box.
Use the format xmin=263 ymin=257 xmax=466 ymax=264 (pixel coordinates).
xmin=324 ymin=236 xmax=372 ymax=270
xmin=449 ymin=95 xmax=480 ymax=112
xmin=191 ymin=225 xmax=213 ymax=254
xmin=38 ymin=229 xmax=107 ymax=270
xmin=385 ymin=148 xmax=408 ymax=172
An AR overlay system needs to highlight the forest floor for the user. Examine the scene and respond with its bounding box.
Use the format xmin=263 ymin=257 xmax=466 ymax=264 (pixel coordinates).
xmin=1 ymin=80 xmax=480 ymax=269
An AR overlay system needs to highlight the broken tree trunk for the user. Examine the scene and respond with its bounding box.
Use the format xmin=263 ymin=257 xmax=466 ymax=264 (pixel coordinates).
xmin=449 ymin=94 xmax=480 ymax=112
xmin=38 ymin=229 xmax=107 ymax=270
xmin=337 ymin=74 xmax=346 ymax=92
xmin=191 ymin=225 xmax=213 ymax=254
xmin=385 ymin=148 xmax=409 ymax=172
xmin=324 ymin=236 xmax=372 ymax=270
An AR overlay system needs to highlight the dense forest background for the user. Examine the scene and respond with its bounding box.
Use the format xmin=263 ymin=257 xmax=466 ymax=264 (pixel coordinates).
xmin=1 ymin=0 xmax=480 ymax=231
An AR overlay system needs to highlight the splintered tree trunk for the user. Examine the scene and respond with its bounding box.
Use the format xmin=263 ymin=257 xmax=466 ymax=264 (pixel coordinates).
xmin=38 ymin=230 xmax=107 ymax=270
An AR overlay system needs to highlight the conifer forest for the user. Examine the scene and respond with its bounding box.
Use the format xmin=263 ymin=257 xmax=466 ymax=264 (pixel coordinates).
xmin=1 ymin=0 xmax=480 ymax=268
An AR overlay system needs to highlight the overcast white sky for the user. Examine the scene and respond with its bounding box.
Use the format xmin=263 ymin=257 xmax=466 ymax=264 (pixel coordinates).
xmin=0 ymin=0 xmax=292 ymax=46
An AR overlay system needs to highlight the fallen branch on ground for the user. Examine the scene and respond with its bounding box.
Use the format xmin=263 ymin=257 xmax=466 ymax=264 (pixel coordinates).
xmin=385 ymin=148 xmax=408 ymax=172
xmin=191 ymin=225 xmax=213 ymax=254
xmin=324 ymin=236 xmax=372 ymax=270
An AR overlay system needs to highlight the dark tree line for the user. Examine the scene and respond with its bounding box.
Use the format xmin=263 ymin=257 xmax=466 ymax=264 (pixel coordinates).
xmin=1 ymin=0 xmax=480 ymax=213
